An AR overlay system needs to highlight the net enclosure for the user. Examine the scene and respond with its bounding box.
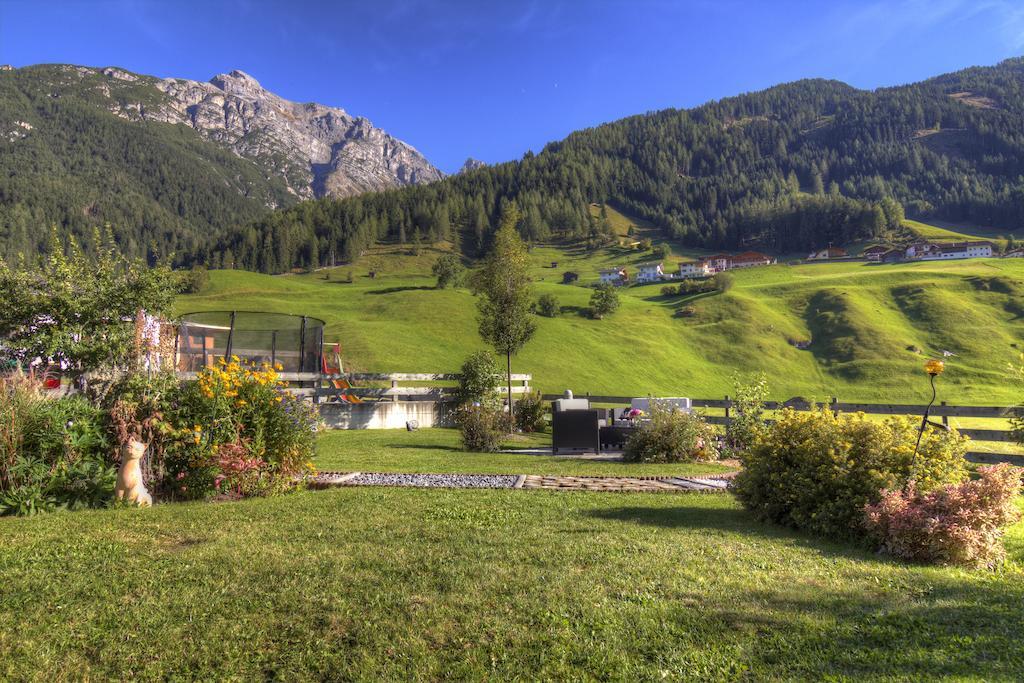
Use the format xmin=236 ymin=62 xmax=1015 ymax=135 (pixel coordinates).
xmin=176 ymin=311 xmax=324 ymax=373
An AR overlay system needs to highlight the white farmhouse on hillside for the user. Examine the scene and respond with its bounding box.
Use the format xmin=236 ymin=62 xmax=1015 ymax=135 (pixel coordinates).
xmin=678 ymin=260 xmax=712 ymax=279
xmin=862 ymin=245 xmax=890 ymax=261
xmin=635 ymin=261 xmax=664 ymax=283
xmin=599 ymin=266 xmax=627 ymax=285
xmin=916 ymin=241 xmax=994 ymax=260
xmin=729 ymin=251 xmax=775 ymax=268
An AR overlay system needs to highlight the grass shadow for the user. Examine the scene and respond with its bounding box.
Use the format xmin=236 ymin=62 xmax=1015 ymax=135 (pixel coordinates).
xmin=388 ymin=443 xmax=462 ymax=452
xmin=586 ymin=503 xmax=879 ymax=561
xmin=559 ymin=304 xmax=593 ymax=318
xmin=366 ymin=286 xmax=436 ymax=295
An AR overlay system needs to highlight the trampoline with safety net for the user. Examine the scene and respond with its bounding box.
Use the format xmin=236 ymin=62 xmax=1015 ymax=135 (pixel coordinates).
xmin=175 ymin=311 xmax=324 ymax=374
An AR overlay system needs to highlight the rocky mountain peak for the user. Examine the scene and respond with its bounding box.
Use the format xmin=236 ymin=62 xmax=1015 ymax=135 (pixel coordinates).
xmin=104 ymin=67 xmax=445 ymax=199
xmin=458 ymin=157 xmax=486 ymax=173
xmin=209 ymin=69 xmax=265 ymax=95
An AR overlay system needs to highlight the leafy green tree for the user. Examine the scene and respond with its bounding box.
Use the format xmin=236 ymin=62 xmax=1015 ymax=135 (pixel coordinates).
xmin=431 ymin=253 xmax=464 ymax=289
xmin=181 ymin=265 xmax=209 ymax=294
xmin=457 ymin=350 xmax=502 ymax=407
xmin=711 ymin=272 xmax=734 ymax=293
xmin=473 ymin=203 xmax=536 ymax=420
xmin=589 ymin=283 xmax=620 ymax=319
xmin=654 ymin=243 xmax=672 ymax=260
xmin=0 ymin=232 xmax=181 ymax=378
xmin=535 ymin=293 xmax=559 ymax=317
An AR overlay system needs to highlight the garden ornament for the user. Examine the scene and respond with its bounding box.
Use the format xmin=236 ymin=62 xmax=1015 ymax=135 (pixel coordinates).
xmin=911 ymin=359 xmax=946 ymax=479
xmin=115 ymin=439 xmax=153 ymax=507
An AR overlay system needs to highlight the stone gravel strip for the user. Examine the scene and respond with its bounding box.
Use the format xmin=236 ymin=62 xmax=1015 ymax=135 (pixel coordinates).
xmin=306 ymin=471 xmax=361 ymax=489
xmin=521 ymin=475 xmax=733 ymax=493
xmin=662 ymin=477 xmax=731 ymax=491
xmin=307 ymin=471 xmax=736 ymax=493
xmin=345 ymin=473 xmax=519 ymax=489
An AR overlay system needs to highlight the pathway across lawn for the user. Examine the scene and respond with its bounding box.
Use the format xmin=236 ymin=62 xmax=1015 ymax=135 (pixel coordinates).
xmin=309 ymin=470 xmax=735 ymax=493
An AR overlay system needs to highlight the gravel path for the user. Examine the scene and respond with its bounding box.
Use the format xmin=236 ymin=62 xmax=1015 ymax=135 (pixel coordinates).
xmin=345 ymin=473 xmax=519 ymax=489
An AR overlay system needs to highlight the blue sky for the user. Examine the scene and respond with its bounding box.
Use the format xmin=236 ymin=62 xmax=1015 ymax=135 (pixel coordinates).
xmin=1 ymin=0 xmax=1022 ymax=173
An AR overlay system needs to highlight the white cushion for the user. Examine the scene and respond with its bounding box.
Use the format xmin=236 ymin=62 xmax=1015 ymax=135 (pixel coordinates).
xmin=553 ymin=398 xmax=591 ymax=412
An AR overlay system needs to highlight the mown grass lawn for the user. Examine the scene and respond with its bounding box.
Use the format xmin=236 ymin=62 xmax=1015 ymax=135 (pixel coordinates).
xmin=313 ymin=427 xmax=735 ymax=477
xmin=1 ymin=487 xmax=1022 ymax=680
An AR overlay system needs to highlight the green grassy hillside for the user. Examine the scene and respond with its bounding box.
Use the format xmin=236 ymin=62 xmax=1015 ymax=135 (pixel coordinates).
xmin=904 ymin=219 xmax=1022 ymax=248
xmin=177 ymin=241 xmax=1024 ymax=404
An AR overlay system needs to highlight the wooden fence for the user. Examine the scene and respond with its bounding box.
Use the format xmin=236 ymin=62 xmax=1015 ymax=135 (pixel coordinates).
xmin=272 ymin=372 xmax=531 ymax=403
xmin=541 ymin=393 xmax=1023 ymax=465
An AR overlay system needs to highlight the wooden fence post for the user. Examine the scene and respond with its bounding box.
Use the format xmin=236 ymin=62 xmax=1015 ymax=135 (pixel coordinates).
xmin=391 ymin=378 xmax=399 ymax=403
xmin=724 ymin=395 xmax=731 ymax=424
xmin=831 ymin=396 xmax=839 ymax=418
xmin=941 ymin=401 xmax=948 ymax=427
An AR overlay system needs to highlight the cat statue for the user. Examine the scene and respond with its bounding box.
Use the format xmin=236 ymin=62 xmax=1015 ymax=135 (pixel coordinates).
xmin=115 ymin=439 xmax=153 ymax=507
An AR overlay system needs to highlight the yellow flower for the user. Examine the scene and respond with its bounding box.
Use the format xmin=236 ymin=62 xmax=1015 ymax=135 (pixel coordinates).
xmin=924 ymin=359 xmax=945 ymax=376
xmin=193 ymin=425 xmax=202 ymax=432
xmin=231 ymin=355 xmax=240 ymax=362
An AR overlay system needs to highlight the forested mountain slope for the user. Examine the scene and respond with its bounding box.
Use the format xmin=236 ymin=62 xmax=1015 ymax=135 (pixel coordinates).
xmin=0 ymin=64 xmax=441 ymax=261
xmin=214 ymin=58 xmax=1024 ymax=273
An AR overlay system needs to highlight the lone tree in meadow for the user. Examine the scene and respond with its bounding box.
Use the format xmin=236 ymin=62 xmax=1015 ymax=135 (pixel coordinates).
xmin=473 ymin=202 xmax=536 ymax=422
xmin=431 ymin=253 xmax=464 ymax=289
xmin=589 ymin=283 xmax=620 ymax=319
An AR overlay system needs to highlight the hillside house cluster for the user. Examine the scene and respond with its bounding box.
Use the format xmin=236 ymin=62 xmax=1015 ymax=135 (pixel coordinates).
xmin=599 ymin=266 xmax=627 ymax=285
xmin=677 ymin=251 xmax=775 ymax=279
xmin=862 ymin=240 xmax=996 ymax=263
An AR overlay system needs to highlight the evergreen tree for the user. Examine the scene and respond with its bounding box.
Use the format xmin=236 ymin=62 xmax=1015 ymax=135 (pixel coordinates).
xmin=473 ymin=203 xmax=536 ymax=422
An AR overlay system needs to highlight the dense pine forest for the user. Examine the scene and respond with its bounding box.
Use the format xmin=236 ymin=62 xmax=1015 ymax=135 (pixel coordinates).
xmin=211 ymin=58 xmax=1024 ymax=272
xmin=3 ymin=59 xmax=1024 ymax=270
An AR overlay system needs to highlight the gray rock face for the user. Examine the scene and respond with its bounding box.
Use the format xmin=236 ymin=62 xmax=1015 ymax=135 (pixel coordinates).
xmin=116 ymin=68 xmax=442 ymax=199
xmin=458 ymin=157 xmax=486 ymax=174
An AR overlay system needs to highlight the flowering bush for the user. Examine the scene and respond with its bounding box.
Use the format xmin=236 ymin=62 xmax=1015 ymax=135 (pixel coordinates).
xmin=161 ymin=358 xmax=319 ymax=500
xmin=864 ymin=464 xmax=1022 ymax=568
xmin=733 ymin=409 xmax=968 ymax=539
xmin=623 ymin=404 xmax=719 ymax=463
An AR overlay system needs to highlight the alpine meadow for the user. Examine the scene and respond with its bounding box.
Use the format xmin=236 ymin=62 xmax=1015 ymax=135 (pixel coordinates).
xmin=2 ymin=3 xmax=1024 ymax=680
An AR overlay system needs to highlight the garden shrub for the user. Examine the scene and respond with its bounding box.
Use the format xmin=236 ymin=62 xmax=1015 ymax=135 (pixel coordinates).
xmin=0 ymin=373 xmax=116 ymax=516
xmin=733 ymin=409 xmax=968 ymax=539
xmin=722 ymin=373 xmax=769 ymax=459
xmin=623 ymin=404 xmax=719 ymax=463
xmin=514 ymin=390 xmax=547 ymax=433
xmin=457 ymin=404 xmax=504 ymax=452
xmin=864 ymin=464 xmax=1022 ymax=568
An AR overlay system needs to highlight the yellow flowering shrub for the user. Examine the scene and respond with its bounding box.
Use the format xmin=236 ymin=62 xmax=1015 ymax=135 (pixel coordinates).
xmin=163 ymin=359 xmax=319 ymax=500
xmin=733 ymin=408 xmax=968 ymax=540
